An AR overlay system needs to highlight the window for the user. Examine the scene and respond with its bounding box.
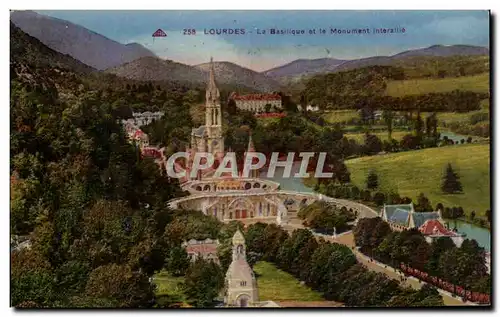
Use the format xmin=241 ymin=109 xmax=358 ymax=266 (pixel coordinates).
xmin=240 ymin=281 xmax=247 ymax=286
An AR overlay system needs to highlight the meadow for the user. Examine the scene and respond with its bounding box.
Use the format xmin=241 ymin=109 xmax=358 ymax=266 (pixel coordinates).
xmin=153 ymin=271 xmax=190 ymax=307
xmin=345 ymin=143 xmax=490 ymax=216
xmin=386 ymin=72 xmax=490 ymax=97
xmin=344 ymin=130 xmax=408 ymax=143
xmin=253 ymin=261 xmax=324 ymax=302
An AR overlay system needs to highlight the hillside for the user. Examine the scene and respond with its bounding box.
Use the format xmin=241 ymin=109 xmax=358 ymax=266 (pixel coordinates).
xmin=195 ymin=61 xmax=282 ymax=92
xmin=105 ymin=56 xmax=207 ymax=84
xmin=393 ymin=44 xmax=489 ymax=58
xmin=386 ymin=73 xmax=490 ymax=96
xmin=267 ymin=45 xmax=489 ymax=81
xmin=345 ymin=143 xmax=490 ymax=216
xmin=107 ymin=57 xmax=282 ymax=92
xmin=10 ymin=22 xmax=94 ymax=74
xmin=263 ymin=58 xmax=346 ymax=80
xmin=10 ymin=10 xmax=156 ymax=70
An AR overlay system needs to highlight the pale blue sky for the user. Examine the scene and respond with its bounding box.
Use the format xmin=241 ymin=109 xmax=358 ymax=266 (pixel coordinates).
xmin=37 ymin=10 xmax=490 ymax=71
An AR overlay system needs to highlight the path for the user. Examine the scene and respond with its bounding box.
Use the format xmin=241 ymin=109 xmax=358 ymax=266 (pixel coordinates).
xmin=238 ymin=216 xmax=473 ymax=306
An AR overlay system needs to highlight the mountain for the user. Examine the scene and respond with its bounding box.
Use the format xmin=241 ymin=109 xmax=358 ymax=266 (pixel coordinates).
xmin=10 ymin=22 xmax=94 ymax=74
xmin=195 ymin=61 xmax=282 ymax=92
xmin=393 ymin=44 xmax=490 ymax=58
xmin=264 ymin=45 xmax=489 ymax=81
xmin=10 ymin=10 xmax=156 ymax=70
xmin=263 ymin=58 xmax=346 ymax=78
xmin=106 ymin=57 xmax=282 ymax=92
xmin=105 ymin=56 xmax=207 ymax=83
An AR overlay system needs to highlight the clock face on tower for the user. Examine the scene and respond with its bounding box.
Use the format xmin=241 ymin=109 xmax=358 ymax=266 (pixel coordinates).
xmin=212 ymin=140 xmax=219 ymax=147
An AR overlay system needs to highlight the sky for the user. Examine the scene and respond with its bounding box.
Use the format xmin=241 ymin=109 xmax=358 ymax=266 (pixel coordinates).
xmin=36 ymin=10 xmax=490 ymax=71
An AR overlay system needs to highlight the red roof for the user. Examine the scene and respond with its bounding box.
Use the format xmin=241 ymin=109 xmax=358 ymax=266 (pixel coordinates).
xmin=141 ymin=147 xmax=163 ymax=159
xmin=419 ymin=219 xmax=456 ymax=236
xmin=134 ymin=130 xmax=145 ymax=137
xmin=232 ymin=93 xmax=281 ymax=101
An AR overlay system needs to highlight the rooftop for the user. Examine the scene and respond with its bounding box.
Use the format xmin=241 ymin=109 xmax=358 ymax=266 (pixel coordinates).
xmin=232 ymin=93 xmax=281 ymax=101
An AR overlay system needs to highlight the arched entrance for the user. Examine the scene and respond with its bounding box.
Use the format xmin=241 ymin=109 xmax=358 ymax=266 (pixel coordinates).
xmin=237 ymin=294 xmax=250 ymax=307
xmin=229 ymin=198 xmax=253 ymax=220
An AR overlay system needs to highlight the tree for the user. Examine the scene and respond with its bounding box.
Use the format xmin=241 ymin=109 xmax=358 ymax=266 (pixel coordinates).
xmin=458 ymin=66 xmax=465 ymax=77
xmin=441 ymin=163 xmax=463 ymax=194
xmin=364 ymin=133 xmax=383 ymax=155
xmin=85 ymin=264 xmax=154 ymax=308
xmin=366 ymin=169 xmax=378 ymax=190
xmin=435 ymin=203 xmax=444 ymax=212
xmin=165 ymin=245 xmax=190 ymax=277
xmin=382 ymin=110 xmax=394 ymax=140
xmin=182 ymin=258 xmax=224 ymax=307
xmin=414 ymin=112 xmax=424 ymax=138
xmin=373 ymin=192 xmax=386 ymax=206
xmin=470 ymin=210 xmax=476 ymax=221
xmin=415 ymin=193 xmax=432 ymax=212
xmin=411 ymin=241 xmax=431 ymax=271
xmin=485 ymin=210 xmax=491 ymax=223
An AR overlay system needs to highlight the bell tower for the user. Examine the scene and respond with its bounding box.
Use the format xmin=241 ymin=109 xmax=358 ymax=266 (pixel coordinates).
xmin=205 ymin=57 xmax=224 ymax=156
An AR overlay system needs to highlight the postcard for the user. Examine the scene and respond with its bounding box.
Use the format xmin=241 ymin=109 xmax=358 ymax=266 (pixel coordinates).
xmin=10 ymin=10 xmax=491 ymax=308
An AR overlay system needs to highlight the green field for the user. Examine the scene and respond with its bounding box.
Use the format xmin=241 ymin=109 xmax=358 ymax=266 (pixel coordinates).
xmin=344 ymin=130 xmax=409 ymax=143
xmin=430 ymin=99 xmax=490 ymax=127
xmin=322 ymin=110 xmax=359 ymax=124
xmin=153 ymin=271 xmax=189 ymax=306
xmin=345 ymin=143 xmax=490 ymax=216
xmin=386 ymin=73 xmax=490 ymax=97
xmin=254 ymin=261 xmax=323 ymax=301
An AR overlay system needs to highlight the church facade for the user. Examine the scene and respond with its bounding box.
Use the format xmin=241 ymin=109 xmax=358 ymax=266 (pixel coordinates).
xmin=224 ymin=230 xmax=259 ymax=307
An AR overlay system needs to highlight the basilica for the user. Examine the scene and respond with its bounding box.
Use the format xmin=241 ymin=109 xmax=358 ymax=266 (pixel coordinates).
xmin=170 ymin=57 xmax=308 ymax=225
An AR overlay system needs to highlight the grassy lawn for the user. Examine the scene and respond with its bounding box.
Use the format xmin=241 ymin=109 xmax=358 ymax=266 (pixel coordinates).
xmin=322 ymin=110 xmax=359 ymax=124
xmin=386 ymin=73 xmax=490 ymax=97
xmin=345 ymin=143 xmax=490 ymax=216
xmin=254 ymin=261 xmax=324 ymax=302
xmin=153 ymin=270 xmax=189 ymax=306
xmin=344 ymin=130 xmax=408 ymax=143
xmin=429 ymin=99 xmax=490 ymax=127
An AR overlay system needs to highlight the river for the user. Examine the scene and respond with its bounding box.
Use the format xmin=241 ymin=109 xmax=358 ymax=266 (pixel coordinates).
xmin=261 ymin=163 xmax=491 ymax=252
xmin=440 ymin=131 xmax=480 ymax=143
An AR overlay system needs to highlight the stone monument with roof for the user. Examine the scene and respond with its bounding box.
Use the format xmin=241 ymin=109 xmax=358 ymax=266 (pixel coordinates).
xmin=223 ymin=229 xmax=259 ymax=307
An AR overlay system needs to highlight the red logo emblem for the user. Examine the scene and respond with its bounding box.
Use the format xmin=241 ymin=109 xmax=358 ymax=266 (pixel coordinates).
xmin=152 ymin=29 xmax=167 ymax=37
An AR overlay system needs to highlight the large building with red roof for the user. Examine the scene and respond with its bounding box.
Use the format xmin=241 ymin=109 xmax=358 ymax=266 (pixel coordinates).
xmin=381 ymin=203 xmax=465 ymax=247
xmin=229 ymin=92 xmax=282 ymax=113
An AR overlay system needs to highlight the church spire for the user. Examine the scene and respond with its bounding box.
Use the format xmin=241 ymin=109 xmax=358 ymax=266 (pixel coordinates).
xmin=247 ymin=132 xmax=255 ymax=153
xmin=206 ymin=57 xmax=220 ymax=103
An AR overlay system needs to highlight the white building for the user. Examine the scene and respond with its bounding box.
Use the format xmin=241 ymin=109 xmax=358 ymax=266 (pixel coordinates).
xmin=298 ymin=105 xmax=320 ymax=112
xmin=230 ymin=92 xmax=282 ymax=113
xmin=131 ymin=111 xmax=164 ymax=127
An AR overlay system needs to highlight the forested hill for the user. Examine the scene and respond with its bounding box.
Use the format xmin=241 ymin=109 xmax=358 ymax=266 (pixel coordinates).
xmin=10 ymin=22 xmax=94 ymax=74
xmin=300 ymin=65 xmax=489 ymax=112
xmin=10 ymin=14 xmax=196 ymax=308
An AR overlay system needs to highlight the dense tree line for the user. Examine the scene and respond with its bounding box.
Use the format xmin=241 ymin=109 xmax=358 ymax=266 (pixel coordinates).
xmin=354 ymin=218 xmax=491 ymax=295
xmin=301 ymin=66 xmax=488 ymax=113
xmin=9 ymin=55 xmax=214 ymax=307
xmin=298 ymin=201 xmax=355 ymax=234
xmin=242 ymin=223 xmax=443 ymax=307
